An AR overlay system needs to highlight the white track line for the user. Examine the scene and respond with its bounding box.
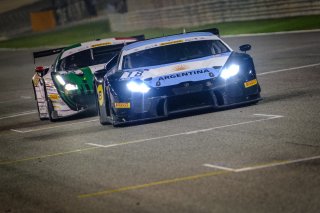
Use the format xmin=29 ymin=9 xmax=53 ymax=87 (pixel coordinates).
xmin=0 ymin=110 xmax=37 ymax=120
xmin=235 ymin=155 xmax=320 ymax=172
xmin=253 ymin=113 xmax=283 ymax=118
xmin=203 ymin=155 xmax=320 ymax=173
xmin=0 ymin=96 xmax=32 ymax=104
xmin=85 ymin=143 xmax=114 ymax=148
xmin=202 ymin=164 xmax=235 ymax=171
xmin=85 ymin=114 xmax=283 ymax=148
xmin=258 ymin=63 xmax=320 ymax=76
xmin=10 ymin=119 xmax=98 ymax=133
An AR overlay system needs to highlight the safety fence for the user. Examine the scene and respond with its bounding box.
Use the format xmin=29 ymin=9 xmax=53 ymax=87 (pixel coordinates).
xmin=108 ymin=0 xmax=320 ymax=32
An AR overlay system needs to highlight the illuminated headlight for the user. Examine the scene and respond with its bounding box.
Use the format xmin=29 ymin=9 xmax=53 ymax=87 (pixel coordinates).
xmin=65 ymin=83 xmax=78 ymax=91
xmin=56 ymin=75 xmax=66 ymax=86
xmin=126 ymin=81 xmax=150 ymax=93
xmin=220 ymin=64 xmax=240 ymax=80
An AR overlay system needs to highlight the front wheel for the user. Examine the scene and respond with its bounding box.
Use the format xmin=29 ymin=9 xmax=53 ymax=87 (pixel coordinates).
xmin=95 ymin=82 xmax=110 ymax=125
xmin=97 ymin=99 xmax=109 ymax=125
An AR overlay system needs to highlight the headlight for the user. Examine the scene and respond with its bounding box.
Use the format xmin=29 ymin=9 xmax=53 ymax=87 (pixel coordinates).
xmin=220 ymin=64 xmax=239 ymax=80
xmin=65 ymin=83 xmax=78 ymax=91
xmin=56 ymin=75 xmax=66 ymax=86
xmin=126 ymin=81 xmax=150 ymax=93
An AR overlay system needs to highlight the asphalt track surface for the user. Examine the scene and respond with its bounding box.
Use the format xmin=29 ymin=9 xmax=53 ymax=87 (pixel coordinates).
xmin=0 ymin=31 xmax=320 ymax=213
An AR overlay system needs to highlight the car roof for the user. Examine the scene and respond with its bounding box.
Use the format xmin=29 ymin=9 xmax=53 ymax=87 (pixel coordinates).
xmin=122 ymin=32 xmax=218 ymax=52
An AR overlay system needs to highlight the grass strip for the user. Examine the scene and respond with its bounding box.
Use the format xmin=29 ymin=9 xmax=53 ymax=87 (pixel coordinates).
xmin=0 ymin=15 xmax=319 ymax=48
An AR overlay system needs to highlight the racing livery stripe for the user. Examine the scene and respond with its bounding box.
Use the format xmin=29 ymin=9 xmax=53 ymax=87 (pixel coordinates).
xmin=160 ymin=39 xmax=184 ymax=46
xmin=120 ymin=54 xmax=230 ymax=82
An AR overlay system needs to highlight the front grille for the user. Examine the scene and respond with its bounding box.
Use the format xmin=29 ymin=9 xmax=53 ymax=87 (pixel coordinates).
xmin=167 ymin=91 xmax=213 ymax=112
xmin=70 ymin=94 xmax=95 ymax=108
xmin=172 ymin=83 xmax=204 ymax=95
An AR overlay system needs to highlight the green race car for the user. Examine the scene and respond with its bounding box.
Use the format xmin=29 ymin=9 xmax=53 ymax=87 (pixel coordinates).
xmin=32 ymin=36 xmax=143 ymax=121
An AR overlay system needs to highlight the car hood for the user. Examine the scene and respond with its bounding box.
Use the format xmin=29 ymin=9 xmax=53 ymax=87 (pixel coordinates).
xmin=55 ymin=64 xmax=105 ymax=94
xmin=120 ymin=53 xmax=231 ymax=87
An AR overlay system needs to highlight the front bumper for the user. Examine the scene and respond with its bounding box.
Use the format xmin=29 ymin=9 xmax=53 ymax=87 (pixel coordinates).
xmin=111 ymin=77 xmax=261 ymax=124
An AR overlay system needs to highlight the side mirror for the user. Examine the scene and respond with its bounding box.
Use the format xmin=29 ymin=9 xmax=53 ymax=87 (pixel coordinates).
xmin=105 ymin=54 xmax=119 ymax=71
xmin=104 ymin=62 xmax=113 ymax=72
xmin=239 ymin=44 xmax=251 ymax=53
xmin=94 ymin=69 xmax=107 ymax=83
xmin=35 ymin=66 xmax=49 ymax=76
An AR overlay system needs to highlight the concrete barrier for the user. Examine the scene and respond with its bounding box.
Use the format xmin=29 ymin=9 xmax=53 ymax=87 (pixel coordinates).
xmin=109 ymin=0 xmax=320 ymax=32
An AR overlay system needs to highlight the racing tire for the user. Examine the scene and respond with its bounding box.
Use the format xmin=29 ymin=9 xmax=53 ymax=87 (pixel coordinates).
xmin=94 ymin=82 xmax=109 ymax=125
xmin=105 ymin=93 xmax=122 ymax=127
xmin=97 ymin=101 xmax=109 ymax=125
xmin=32 ymin=82 xmax=47 ymax=121
xmin=46 ymin=99 xmax=56 ymax=122
xmin=42 ymin=81 xmax=57 ymax=122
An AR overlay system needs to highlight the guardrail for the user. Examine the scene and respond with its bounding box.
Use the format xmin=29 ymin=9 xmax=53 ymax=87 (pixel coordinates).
xmin=108 ymin=0 xmax=320 ymax=32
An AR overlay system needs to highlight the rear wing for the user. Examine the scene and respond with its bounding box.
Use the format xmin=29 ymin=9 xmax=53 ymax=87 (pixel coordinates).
xmin=126 ymin=34 xmax=145 ymax=41
xmin=32 ymin=35 xmax=145 ymax=64
xmin=143 ymin=28 xmax=220 ymax=42
xmin=33 ymin=47 xmax=65 ymax=64
xmin=134 ymin=35 xmax=145 ymax=41
xmin=189 ymin=28 xmax=220 ymax=37
xmin=93 ymin=35 xmax=145 ymax=55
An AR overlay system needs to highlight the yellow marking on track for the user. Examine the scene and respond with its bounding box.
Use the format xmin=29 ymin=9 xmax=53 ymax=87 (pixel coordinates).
xmin=0 ymin=147 xmax=99 ymax=166
xmin=78 ymin=170 xmax=229 ymax=199
xmin=79 ymin=155 xmax=320 ymax=199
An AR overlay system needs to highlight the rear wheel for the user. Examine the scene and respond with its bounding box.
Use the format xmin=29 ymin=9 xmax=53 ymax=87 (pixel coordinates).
xmin=32 ymin=82 xmax=47 ymax=121
xmin=46 ymin=98 xmax=56 ymax=122
xmin=42 ymin=81 xmax=57 ymax=122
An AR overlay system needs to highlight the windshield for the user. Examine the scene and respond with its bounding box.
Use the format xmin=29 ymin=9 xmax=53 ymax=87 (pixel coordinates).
xmin=122 ymin=40 xmax=230 ymax=70
xmin=57 ymin=44 xmax=125 ymax=71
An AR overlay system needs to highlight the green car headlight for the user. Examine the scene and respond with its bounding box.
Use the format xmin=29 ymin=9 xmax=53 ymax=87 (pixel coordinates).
xmin=56 ymin=75 xmax=66 ymax=86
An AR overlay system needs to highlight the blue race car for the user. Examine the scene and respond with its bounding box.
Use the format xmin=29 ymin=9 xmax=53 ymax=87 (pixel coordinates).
xmin=94 ymin=28 xmax=261 ymax=126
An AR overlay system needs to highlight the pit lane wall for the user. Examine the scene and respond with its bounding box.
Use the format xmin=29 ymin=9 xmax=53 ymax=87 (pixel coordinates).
xmin=109 ymin=0 xmax=320 ymax=32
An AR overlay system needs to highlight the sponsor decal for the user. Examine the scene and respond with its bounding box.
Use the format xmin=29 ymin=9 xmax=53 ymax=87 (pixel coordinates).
xmin=173 ymin=65 xmax=189 ymax=72
xmin=160 ymin=40 xmax=184 ymax=46
xmin=115 ymin=102 xmax=131 ymax=109
xmin=120 ymin=71 xmax=144 ymax=80
xmin=97 ymin=84 xmax=104 ymax=106
xmin=49 ymin=94 xmax=59 ymax=100
xmin=244 ymin=79 xmax=258 ymax=88
xmin=91 ymin=42 xmax=112 ymax=48
xmin=158 ymin=69 xmax=210 ymax=81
